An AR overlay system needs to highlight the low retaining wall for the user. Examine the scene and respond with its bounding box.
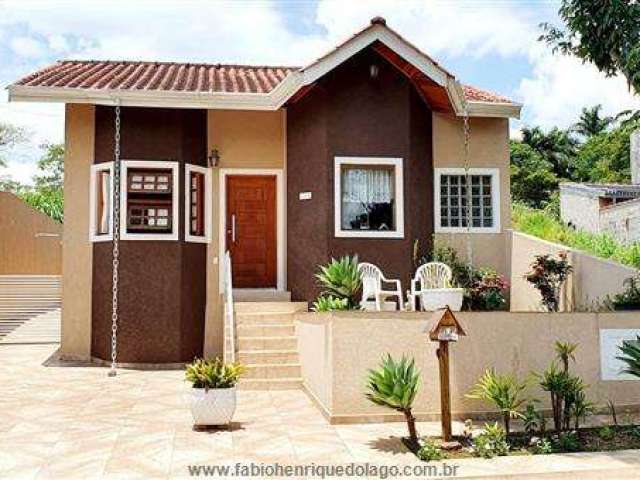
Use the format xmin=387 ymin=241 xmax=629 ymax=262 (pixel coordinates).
xmin=296 ymin=311 xmax=640 ymax=424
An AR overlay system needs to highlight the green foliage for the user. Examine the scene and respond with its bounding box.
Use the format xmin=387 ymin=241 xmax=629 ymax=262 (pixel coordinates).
xmin=466 ymin=369 xmax=529 ymax=435
xmin=311 ymin=295 xmax=350 ymax=312
xmin=34 ymin=143 xmax=64 ymax=190
xmin=19 ymin=188 xmax=64 ymax=223
xmin=0 ymin=122 xmax=26 ymax=165
xmin=315 ymin=255 xmax=362 ymax=309
xmin=472 ymin=423 xmax=510 ymax=458
xmin=539 ymin=361 xmax=591 ymax=432
xmin=417 ymin=440 xmax=446 ymax=462
xmin=616 ymin=335 xmax=640 ymax=379
xmin=523 ymin=402 xmax=545 ymax=435
xmin=519 ymin=126 xmax=578 ymax=179
xmin=185 ymin=358 xmax=245 ymax=390
xmin=598 ymin=425 xmax=615 ymax=441
xmin=554 ymin=431 xmax=581 ymax=452
xmin=510 ymin=141 xmax=558 ymax=208
xmin=365 ymin=354 xmax=420 ymax=446
xmin=513 ymin=203 xmax=640 ymax=269
xmin=540 ymin=1 xmax=640 ymax=94
xmin=572 ymin=105 xmax=614 ymax=139
xmin=555 ymin=341 xmax=578 ymax=373
xmin=532 ymin=437 xmax=553 ymax=454
xmin=525 ymin=253 xmax=573 ymax=312
xmin=610 ymin=276 xmax=640 ymax=311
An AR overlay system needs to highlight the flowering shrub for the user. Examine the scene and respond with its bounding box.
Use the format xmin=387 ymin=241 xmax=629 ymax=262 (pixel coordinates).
xmin=525 ymin=252 xmax=573 ymax=312
xmin=468 ymin=269 xmax=509 ymax=311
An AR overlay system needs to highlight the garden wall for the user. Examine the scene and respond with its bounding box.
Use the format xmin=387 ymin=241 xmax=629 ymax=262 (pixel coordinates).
xmin=510 ymin=230 xmax=637 ymax=311
xmin=297 ymin=311 xmax=640 ymax=424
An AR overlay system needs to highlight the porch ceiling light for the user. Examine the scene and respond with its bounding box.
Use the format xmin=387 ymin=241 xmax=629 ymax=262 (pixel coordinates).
xmin=208 ymin=148 xmax=220 ymax=167
xmin=369 ymin=64 xmax=379 ymax=79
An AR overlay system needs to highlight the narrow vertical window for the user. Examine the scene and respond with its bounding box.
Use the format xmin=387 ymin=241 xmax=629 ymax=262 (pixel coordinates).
xmin=90 ymin=162 xmax=114 ymax=241
xmin=185 ymin=164 xmax=211 ymax=243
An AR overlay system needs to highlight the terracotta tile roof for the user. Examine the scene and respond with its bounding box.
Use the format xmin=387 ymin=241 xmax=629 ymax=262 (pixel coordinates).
xmin=14 ymin=60 xmax=298 ymax=94
xmin=14 ymin=59 xmax=512 ymax=104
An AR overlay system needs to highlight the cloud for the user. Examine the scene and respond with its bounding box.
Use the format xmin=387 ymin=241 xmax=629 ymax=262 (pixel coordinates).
xmin=517 ymin=44 xmax=640 ymax=130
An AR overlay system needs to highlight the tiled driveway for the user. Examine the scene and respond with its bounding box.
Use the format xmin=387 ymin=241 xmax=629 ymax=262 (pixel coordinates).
xmin=2 ymin=344 xmax=640 ymax=479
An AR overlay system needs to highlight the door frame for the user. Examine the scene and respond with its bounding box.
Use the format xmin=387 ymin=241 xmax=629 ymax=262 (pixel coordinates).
xmin=218 ymin=168 xmax=285 ymax=291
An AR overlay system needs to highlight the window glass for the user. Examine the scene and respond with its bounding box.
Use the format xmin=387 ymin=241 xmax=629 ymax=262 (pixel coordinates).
xmin=440 ymin=174 xmax=493 ymax=228
xmin=189 ymin=171 xmax=205 ymax=237
xmin=96 ymin=169 xmax=111 ymax=235
xmin=126 ymin=168 xmax=173 ymax=234
xmin=340 ymin=165 xmax=395 ymax=231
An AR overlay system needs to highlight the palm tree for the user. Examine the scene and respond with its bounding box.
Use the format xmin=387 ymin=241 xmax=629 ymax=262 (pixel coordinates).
xmin=520 ymin=126 xmax=577 ymax=179
xmin=554 ymin=341 xmax=578 ymax=374
xmin=366 ymin=354 xmax=421 ymax=447
xmin=572 ymin=105 xmax=613 ymax=138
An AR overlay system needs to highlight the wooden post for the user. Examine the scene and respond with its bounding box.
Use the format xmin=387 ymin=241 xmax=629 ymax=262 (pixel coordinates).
xmin=438 ymin=340 xmax=452 ymax=442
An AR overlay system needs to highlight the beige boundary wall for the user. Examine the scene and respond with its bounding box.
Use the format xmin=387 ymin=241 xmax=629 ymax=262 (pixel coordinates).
xmin=510 ymin=230 xmax=637 ymax=312
xmin=0 ymin=192 xmax=62 ymax=275
xmin=297 ymin=311 xmax=640 ymax=424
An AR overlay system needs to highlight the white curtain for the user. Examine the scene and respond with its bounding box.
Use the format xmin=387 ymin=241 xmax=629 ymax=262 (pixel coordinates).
xmin=342 ymin=168 xmax=393 ymax=203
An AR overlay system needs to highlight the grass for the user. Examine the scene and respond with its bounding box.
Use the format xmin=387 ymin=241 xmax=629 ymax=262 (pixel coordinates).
xmin=512 ymin=203 xmax=640 ymax=269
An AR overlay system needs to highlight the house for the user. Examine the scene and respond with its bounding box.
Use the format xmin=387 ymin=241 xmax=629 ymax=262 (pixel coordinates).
xmin=560 ymin=130 xmax=640 ymax=243
xmin=8 ymin=18 xmax=521 ymax=364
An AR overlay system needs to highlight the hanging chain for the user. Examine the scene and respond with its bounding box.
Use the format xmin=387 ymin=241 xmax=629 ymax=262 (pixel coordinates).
xmin=462 ymin=100 xmax=474 ymax=276
xmin=108 ymin=103 xmax=121 ymax=377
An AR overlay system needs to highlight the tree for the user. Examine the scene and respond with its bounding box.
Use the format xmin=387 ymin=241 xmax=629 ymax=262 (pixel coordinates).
xmin=510 ymin=142 xmax=558 ymax=208
xmin=34 ymin=143 xmax=64 ymax=190
xmin=540 ymin=1 xmax=640 ymax=94
xmin=520 ymin=126 xmax=577 ymax=179
xmin=573 ymin=105 xmax=613 ymax=138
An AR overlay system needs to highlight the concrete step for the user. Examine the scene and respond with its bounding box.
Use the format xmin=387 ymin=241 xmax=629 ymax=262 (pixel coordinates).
xmin=234 ymin=302 xmax=308 ymax=314
xmin=237 ymin=324 xmax=295 ymax=337
xmin=237 ymin=378 xmax=303 ymax=390
xmin=243 ymin=363 xmax=301 ymax=379
xmin=236 ymin=313 xmax=296 ymax=325
xmin=233 ymin=290 xmax=292 ymax=302
xmin=238 ymin=336 xmax=297 ymax=351
xmin=238 ymin=349 xmax=299 ymax=364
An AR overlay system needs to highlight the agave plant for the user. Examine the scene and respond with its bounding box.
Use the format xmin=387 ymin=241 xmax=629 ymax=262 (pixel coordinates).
xmin=311 ymin=295 xmax=350 ymax=312
xmin=555 ymin=341 xmax=578 ymax=373
xmin=617 ymin=335 xmax=640 ymax=379
xmin=466 ymin=369 xmax=529 ymax=436
xmin=365 ymin=354 xmax=421 ymax=447
xmin=315 ymin=255 xmax=362 ymax=308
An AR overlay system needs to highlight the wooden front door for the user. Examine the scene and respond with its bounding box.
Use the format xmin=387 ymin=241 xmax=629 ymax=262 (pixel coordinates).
xmin=226 ymin=175 xmax=277 ymax=288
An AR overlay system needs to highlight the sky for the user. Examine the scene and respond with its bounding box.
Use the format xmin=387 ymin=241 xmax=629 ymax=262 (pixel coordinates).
xmin=1 ymin=0 xmax=639 ymax=185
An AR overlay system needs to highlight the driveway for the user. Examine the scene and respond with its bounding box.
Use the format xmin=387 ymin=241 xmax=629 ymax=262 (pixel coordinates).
xmin=1 ymin=344 xmax=639 ymax=479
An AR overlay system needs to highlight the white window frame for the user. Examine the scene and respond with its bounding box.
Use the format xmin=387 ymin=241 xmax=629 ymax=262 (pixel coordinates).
xmin=184 ymin=164 xmax=212 ymax=243
xmin=89 ymin=162 xmax=114 ymax=242
xmin=334 ymin=156 xmax=404 ymax=239
xmin=434 ymin=167 xmax=501 ymax=234
xmin=120 ymin=160 xmax=180 ymax=241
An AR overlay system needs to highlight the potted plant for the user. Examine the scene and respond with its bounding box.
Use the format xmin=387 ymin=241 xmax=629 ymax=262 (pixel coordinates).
xmin=185 ymin=358 xmax=245 ymax=426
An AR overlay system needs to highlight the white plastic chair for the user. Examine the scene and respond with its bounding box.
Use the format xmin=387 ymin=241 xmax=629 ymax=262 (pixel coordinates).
xmin=410 ymin=262 xmax=463 ymax=311
xmin=357 ymin=262 xmax=404 ymax=311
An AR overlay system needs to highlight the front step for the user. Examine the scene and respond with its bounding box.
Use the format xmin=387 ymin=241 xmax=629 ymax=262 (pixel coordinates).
xmin=237 ymin=378 xmax=303 ymax=390
xmin=236 ymin=313 xmax=296 ymax=325
xmin=237 ymin=324 xmax=295 ymax=337
xmin=238 ymin=336 xmax=297 ymax=350
xmin=244 ymin=363 xmax=301 ymax=379
xmin=238 ymin=349 xmax=299 ymax=365
xmin=234 ymin=302 xmax=308 ymax=314
xmin=233 ymin=290 xmax=292 ymax=302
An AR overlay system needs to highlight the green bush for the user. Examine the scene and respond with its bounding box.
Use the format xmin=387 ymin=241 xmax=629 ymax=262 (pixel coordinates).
xmin=554 ymin=431 xmax=581 ymax=452
xmin=532 ymin=437 xmax=553 ymax=454
xmin=512 ymin=203 xmax=640 ymax=269
xmin=616 ymin=335 xmax=640 ymax=379
xmin=315 ymin=255 xmax=362 ymax=309
xmin=185 ymin=358 xmax=245 ymax=390
xmin=598 ymin=425 xmax=615 ymax=441
xmin=610 ymin=276 xmax=640 ymax=310
xmin=472 ymin=423 xmax=510 ymax=458
xmin=311 ymin=296 xmax=350 ymax=312
xmin=417 ymin=440 xmax=446 ymax=462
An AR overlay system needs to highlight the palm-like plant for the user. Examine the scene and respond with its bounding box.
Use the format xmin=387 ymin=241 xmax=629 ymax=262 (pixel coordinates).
xmin=366 ymin=354 xmax=421 ymax=447
xmin=555 ymin=341 xmax=578 ymax=373
xmin=520 ymin=126 xmax=577 ymax=179
xmin=573 ymin=105 xmax=613 ymax=138
xmin=617 ymin=335 xmax=640 ymax=379
xmin=315 ymin=255 xmax=362 ymax=308
xmin=466 ymin=369 xmax=529 ymax=436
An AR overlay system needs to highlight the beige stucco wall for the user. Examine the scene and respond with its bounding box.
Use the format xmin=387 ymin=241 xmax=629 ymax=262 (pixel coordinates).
xmin=560 ymin=188 xmax=601 ymax=233
xmin=432 ymin=114 xmax=511 ymax=278
xmin=297 ymin=310 xmax=640 ymax=424
xmin=204 ymin=109 xmax=285 ymax=357
xmin=0 ymin=192 xmax=62 ymax=274
xmin=59 ymin=104 xmax=94 ymax=360
xmin=510 ymin=230 xmax=637 ymax=312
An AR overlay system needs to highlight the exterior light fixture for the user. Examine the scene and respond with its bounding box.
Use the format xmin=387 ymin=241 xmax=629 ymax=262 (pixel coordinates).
xmin=369 ymin=64 xmax=379 ymax=79
xmin=207 ymin=148 xmax=220 ymax=167
xmin=426 ymin=306 xmax=467 ymax=447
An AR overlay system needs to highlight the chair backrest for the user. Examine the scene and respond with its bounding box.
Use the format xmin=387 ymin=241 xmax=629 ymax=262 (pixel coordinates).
xmin=357 ymin=262 xmax=382 ymax=301
xmin=414 ymin=262 xmax=452 ymax=290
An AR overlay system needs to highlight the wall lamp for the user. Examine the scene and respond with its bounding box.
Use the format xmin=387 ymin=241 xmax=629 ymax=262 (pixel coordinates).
xmin=208 ymin=148 xmax=220 ymax=167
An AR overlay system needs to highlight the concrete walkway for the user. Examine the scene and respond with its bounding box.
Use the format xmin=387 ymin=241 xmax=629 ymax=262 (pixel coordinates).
xmin=1 ymin=344 xmax=638 ymax=479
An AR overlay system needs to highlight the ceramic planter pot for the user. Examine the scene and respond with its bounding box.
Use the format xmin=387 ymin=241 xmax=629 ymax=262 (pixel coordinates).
xmin=188 ymin=386 xmax=237 ymax=426
xmin=420 ymin=288 xmax=464 ymax=311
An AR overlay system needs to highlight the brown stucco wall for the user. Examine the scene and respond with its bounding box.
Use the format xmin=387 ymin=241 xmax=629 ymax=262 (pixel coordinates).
xmin=91 ymin=106 xmax=207 ymax=363
xmin=286 ymin=48 xmax=433 ymax=302
xmin=298 ymin=311 xmax=640 ymax=424
xmin=432 ymin=113 xmax=512 ymax=278
xmin=0 ymin=192 xmax=62 ymax=275
xmin=203 ymin=109 xmax=285 ymax=358
xmin=59 ymin=104 xmax=94 ymax=360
